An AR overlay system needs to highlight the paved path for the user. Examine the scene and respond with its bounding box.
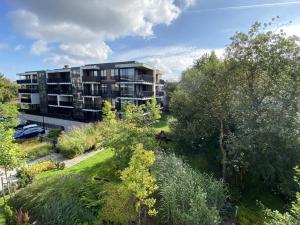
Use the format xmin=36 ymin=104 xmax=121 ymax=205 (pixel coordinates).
xmin=0 ymin=148 xmax=104 ymax=190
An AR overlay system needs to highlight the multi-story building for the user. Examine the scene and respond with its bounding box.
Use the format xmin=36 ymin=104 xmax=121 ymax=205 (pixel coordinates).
xmin=17 ymin=61 xmax=165 ymax=122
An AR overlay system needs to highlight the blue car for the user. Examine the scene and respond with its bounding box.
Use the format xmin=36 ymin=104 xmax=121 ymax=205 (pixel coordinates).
xmin=14 ymin=126 xmax=45 ymax=139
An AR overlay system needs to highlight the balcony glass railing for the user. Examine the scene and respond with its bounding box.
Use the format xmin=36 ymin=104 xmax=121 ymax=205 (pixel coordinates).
xmin=17 ymin=79 xmax=38 ymax=84
xmin=82 ymin=76 xmax=101 ymax=82
xmin=47 ymin=78 xmax=71 ymax=83
xmin=119 ymin=74 xmax=153 ymax=83
xmin=83 ymin=90 xmax=102 ymax=96
xmin=48 ymin=100 xmax=58 ymax=105
xmin=18 ymin=89 xmax=39 ymax=93
xmin=20 ymin=98 xmax=32 ymax=103
xmin=83 ymin=103 xmax=101 ymax=110
xmin=59 ymin=101 xmax=73 ymax=107
xmin=48 ymin=89 xmax=72 ymax=94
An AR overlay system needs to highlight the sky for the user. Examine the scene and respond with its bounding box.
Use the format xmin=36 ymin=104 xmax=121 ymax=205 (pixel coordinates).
xmin=0 ymin=0 xmax=300 ymax=81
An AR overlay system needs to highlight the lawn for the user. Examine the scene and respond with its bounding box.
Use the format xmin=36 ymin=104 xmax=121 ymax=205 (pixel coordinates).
xmin=20 ymin=137 xmax=53 ymax=161
xmin=153 ymin=112 xmax=172 ymax=132
xmin=36 ymin=148 xmax=114 ymax=179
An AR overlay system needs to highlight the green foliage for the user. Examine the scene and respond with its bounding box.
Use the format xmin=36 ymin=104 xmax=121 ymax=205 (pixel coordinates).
xmin=264 ymin=167 xmax=300 ymax=224
xmin=10 ymin=175 xmax=97 ymax=225
xmin=0 ymin=103 xmax=19 ymax=128
xmin=22 ymin=138 xmax=53 ymax=161
xmin=0 ymin=74 xmax=17 ymax=103
xmin=0 ymin=123 xmax=23 ymax=171
xmin=3 ymin=205 xmax=15 ymax=225
xmin=16 ymin=168 xmax=34 ymax=188
xmin=144 ymin=97 xmax=161 ymax=124
xmin=45 ymin=128 xmax=62 ymax=142
xmin=152 ymin=152 xmax=227 ymax=225
xmin=170 ymin=20 xmax=300 ymax=196
xmin=237 ymin=205 xmax=264 ymax=225
xmin=102 ymin=100 xmax=116 ymax=124
xmin=100 ymin=183 xmax=137 ymax=224
xmin=121 ymin=144 xmax=158 ymax=219
xmin=57 ymin=124 xmax=100 ymax=158
xmin=26 ymin=160 xmax=56 ymax=175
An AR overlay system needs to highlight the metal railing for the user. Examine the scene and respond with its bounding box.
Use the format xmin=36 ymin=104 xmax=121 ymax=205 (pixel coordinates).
xmin=59 ymin=101 xmax=73 ymax=107
xmin=83 ymin=103 xmax=101 ymax=110
xmin=18 ymin=89 xmax=39 ymax=93
xmin=47 ymin=78 xmax=71 ymax=83
xmin=20 ymin=98 xmax=32 ymax=103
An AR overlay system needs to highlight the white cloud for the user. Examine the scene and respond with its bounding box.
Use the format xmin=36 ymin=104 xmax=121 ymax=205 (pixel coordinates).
xmin=111 ymin=46 xmax=225 ymax=81
xmin=8 ymin=0 xmax=193 ymax=66
xmin=279 ymin=24 xmax=300 ymax=37
xmin=15 ymin=44 xmax=24 ymax=51
xmin=30 ymin=40 xmax=49 ymax=55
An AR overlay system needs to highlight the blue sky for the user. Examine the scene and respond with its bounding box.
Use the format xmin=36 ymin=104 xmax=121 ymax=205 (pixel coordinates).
xmin=1 ymin=0 xmax=300 ymax=81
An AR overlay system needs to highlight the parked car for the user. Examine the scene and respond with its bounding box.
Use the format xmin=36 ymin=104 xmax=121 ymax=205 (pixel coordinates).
xmin=14 ymin=126 xmax=45 ymax=139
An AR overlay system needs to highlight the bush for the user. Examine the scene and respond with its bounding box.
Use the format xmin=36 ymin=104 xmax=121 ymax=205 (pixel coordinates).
xmin=3 ymin=204 xmax=15 ymax=225
xmin=16 ymin=168 xmax=34 ymax=188
xmin=10 ymin=175 xmax=97 ymax=225
xmin=57 ymin=125 xmax=100 ymax=158
xmin=22 ymin=139 xmax=53 ymax=161
xmin=45 ymin=128 xmax=62 ymax=142
xmin=26 ymin=160 xmax=56 ymax=175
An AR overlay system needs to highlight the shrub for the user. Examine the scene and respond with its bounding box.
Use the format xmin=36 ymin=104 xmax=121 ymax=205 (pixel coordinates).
xmin=4 ymin=204 xmax=15 ymax=225
xmin=10 ymin=175 xmax=97 ymax=225
xmin=45 ymin=128 xmax=62 ymax=142
xmin=26 ymin=160 xmax=56 ymax=175
xmin=152 ymin=152 xmax=227 ymax=225
xmin=57 ymin=125 xmax=100 ymax=158
xmin=16 ymin=168 xmax=34 ymax=188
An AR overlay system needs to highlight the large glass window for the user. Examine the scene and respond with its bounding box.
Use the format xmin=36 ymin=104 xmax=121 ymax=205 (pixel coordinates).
xmin=120 ymin=84 xmax=134 ymax=97
xmin=120 ymin=68 xmax=135 ymax=81
xmin=101 ymin=84 xmax=108 ymax=94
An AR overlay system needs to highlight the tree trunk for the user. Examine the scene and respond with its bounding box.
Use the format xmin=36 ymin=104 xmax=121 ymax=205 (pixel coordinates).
xmin=219 ymin=120 xmax=227 ymax=182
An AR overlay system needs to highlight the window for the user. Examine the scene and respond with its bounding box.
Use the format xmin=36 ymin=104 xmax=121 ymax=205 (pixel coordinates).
xmin=101 ymin=84 xmax=108 ymax=93
xmin=120 ymin=68 xmax=135 ymax=81
xmin=120 ymin=84 xmax=134 ymax=97
xmin=101 ymin=70 xmax=106 ymax=77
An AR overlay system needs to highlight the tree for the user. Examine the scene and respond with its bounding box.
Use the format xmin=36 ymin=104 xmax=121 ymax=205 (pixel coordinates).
xmin=0 ymin=123 xmax=23 ymax=198
xmin=225 ymin=20 xmax=300 ymax=194
xmin=101 ymin=102 xmax=159 ymax=170
xmin=0 ymin=74 xmax=18 ymax=103
xmin=171 ymin=52 xmax=233 ymax=181
xmin=144 ymin=97 xmax=161 ymax=125
xmin=264 ymin=167 xmax=300 ymax=224
xmin=152 ymin=152 xmax=227 ymax=225
xmin=102 ymin=100 xmax=116 ymax=124
xmin=120 ymin=144 xmax=158 ymax=225
xmin=0 ymin=103 xmax=19 ymax=128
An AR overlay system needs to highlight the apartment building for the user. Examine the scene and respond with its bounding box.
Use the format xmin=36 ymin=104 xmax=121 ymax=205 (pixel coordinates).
xmin=17 ymin=61 xmax=165 ymax=122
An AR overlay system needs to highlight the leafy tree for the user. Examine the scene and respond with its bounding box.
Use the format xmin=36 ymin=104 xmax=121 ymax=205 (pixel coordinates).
xmin=144 ymin=97 xmax=161 ymax=124
xmin=171 ymin=52 xmax=233 ymax=181
xmin=0 ymin=74 xmax=17 ymax=103
xmin=225 ymin=20 xmax=300 ymax=194
xmin=120 ymin=143 xmax=158 ymax=225
xmin=152 ymin=152 xmax=227 ymax=225
xmin=264 ymin=167 xmax=300 ymax=224
xmin=101 ymin=102 xmax=159 ymax=170
xmin=102 ymin=100 xmax=116 ymax=124
xmin=0 ymin=123 xmax=23 ymax=197
xmin=0 ymin=103 xmax=19 ymax=128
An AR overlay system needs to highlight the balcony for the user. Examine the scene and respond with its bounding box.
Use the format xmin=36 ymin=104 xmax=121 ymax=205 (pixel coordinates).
xmin=17 ymin=79 xmax=38 ymax=84
xmin=48 ymin=89 xmax=72 ymax=95
xmin=157 ymin=91 xmax=164 ymax=97
xmin=156 ymin=79 xmax=165 ymax=85
xmin=48 ymin=100 xmax=58 ymax=105
xmin=59 ymin=101 xmax=73 ymax=107
xmin=18 ymin=89 xmax=39 ymax=93
xmin=47 ymin=78 xmax=71 ymax=83
xmin=82 ymin=90 xmax=101 ymax=96
xmin=82 ymin=76 xmax=101 ymax=82
xmin=20 ymin=98 xmax=32 ymax=103
xmin=120 ymin=91 xmax=154 ymax=98
xmin=83 ymin=103 xmax=101 ymax=110
xmin=119 ymin=74 xmax=153 ymax=83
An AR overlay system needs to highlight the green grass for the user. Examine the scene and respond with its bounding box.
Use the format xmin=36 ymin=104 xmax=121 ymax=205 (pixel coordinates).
xmin=36 ymin=148 xmax=114 ymax=179
xmin=153 ymin=113 xmax=172 ymax=132
xmin=20 ymin=137 xmax=53 ymax=161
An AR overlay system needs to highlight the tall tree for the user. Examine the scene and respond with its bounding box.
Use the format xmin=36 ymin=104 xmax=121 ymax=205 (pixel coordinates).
xmin=225 ymin=20 xmax=300 ymax=193
xmin=171 ymin=52 xmax=233 ymax=181
xmin=0 ymin=74 xmax=18 ymax=103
